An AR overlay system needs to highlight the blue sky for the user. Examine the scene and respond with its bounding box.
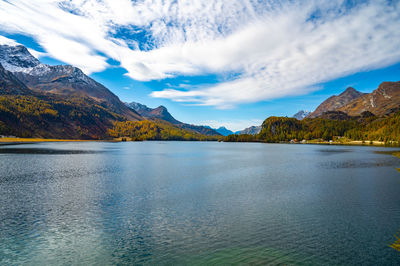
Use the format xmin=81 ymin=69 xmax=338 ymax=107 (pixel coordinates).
xmin=0 ymin=0 xmax=399 ymax=131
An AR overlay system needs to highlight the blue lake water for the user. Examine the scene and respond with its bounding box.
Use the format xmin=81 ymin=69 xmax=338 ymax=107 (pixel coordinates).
xmin=0 ymin=141 xmax=400 ymax=265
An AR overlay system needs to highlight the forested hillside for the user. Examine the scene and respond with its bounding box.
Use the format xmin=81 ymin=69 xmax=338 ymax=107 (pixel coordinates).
xmin=225 ymin=111 xmax=400 ymax=143
xmin=107 ymin=120 xmax=221 ymax=141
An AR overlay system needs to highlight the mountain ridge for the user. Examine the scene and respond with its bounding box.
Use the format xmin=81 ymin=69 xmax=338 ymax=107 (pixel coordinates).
xmin=0 ymin=62 xmax=126 ymax=139
xmin=308 ymin=87 xmax=365 ymax=118
xmin=126 ymin=101 xmax=221 ymax=136
xmin=235 ymin=125 xmax=261 ymax=135
xmin=0 ymin=44 xmax=141 ymax=121
xmin=293 ymin=110 xmax=311 ymax=120
xmin=338 ymin=81 xmax=400 ymax=116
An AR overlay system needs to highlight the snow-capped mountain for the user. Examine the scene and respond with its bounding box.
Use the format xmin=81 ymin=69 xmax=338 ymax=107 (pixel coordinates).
xmin=292 ymin=110 xmax=311 ymax=120
xmin=0 ymin=44 xmax=41 ymax=72
xmin=235 ymin=125 xmax=261 ymax=135
xmin=0 ymin=44 xmax=141 ymax=121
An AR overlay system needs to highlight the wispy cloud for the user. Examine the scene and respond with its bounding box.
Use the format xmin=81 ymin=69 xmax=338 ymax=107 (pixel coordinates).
xmin=0 ymin=0 xmax=399 ymax=108
xmin=0 ymin=35 xmax=20 ymax=46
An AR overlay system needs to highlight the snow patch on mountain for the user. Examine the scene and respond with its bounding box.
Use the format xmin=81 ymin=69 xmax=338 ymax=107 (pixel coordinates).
xmin=293 ymin=110 xmax=311 ymax=120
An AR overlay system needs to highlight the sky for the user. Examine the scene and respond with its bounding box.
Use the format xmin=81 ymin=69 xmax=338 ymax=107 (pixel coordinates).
xmin=0 ymin=0 xmax=399 ymax=131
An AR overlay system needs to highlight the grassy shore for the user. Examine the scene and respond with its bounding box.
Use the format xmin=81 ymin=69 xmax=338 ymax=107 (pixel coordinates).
xmin=301 ymin=138 xmax=397 ymax=146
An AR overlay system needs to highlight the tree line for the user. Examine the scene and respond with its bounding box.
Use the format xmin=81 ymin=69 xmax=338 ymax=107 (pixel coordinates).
xmin=225 ymin=111 xmax=400 ymax=143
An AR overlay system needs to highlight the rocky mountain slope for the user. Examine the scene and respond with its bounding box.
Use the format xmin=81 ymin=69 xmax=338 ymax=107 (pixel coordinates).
xmin=308 ymin=82 xmax=400 ymax=118
xmin=338 ymin=82 xmax=400 ymax=116
xmin=0 ymin=44 xmax=141 ymax=121
xmin=127 ymin=101 xmax=220 ymax=136
xmin=308 ymin=87 xmax=365 ymax=118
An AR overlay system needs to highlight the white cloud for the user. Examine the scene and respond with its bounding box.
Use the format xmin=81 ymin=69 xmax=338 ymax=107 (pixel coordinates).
xmin=26 ymin=48 xmax=46 ymax=59
xmin=0 ymin=0 xmax=399 ymax=108
xmin=0 ymin=35 xmax=20 ymax=46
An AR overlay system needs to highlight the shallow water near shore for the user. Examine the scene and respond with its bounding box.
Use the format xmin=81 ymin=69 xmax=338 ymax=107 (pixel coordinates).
xmin=1 ymin=141 xmax=400 ymax=265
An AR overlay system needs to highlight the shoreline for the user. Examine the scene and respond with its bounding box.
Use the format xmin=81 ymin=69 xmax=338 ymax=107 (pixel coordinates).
xmin=0 ymin=137 xmax=99 ymax=144
xmin=1 ymin=137 xmax=399 ymax=148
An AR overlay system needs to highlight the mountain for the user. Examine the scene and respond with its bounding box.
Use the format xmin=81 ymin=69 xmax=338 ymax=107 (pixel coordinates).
xmin=0 ymin=64 xmax=125 ymax=139
xmin=126 ymin=102 xmax=180 ymax=124
xmin=108 ymin=120 xmax=221 ymax=141
xmin=308 ymin=87 xmax=365 ymax=118
xmin=215 ymin=126 xmax=234 ymax=136
xmin=126 ymin=101 xmax=221 ymax=136
xmin=0 ymin=44 xmax=143 ymax=139
xmin=0 ymin=44 xmax=141 ymax=121
xmin=0 ymin=44 xmax=220 ymax=140
xmin=293 ymin=110 xmax=311 ymax=120
xmin=0 ymin=44 xmax=40 ymax=71
xmin=338 ymin=81 xmax=400 ymax=116
xmin=235 ymin=125 xmax=261 ymax=135
xmin=203 ymin=125 xmax=234 ymax=136
xmin=0 ymin=63 xmax=32 ymax=95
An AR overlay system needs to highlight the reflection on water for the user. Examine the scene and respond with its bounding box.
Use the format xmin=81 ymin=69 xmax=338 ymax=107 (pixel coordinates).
xmin=317 ymin=148 xmax=352 ymax=154
xmin=391 ymin=233 xmax=400 ymax=252
xmin=0 ymin=142 xmax=400 ymax=265
xmin=0 ymin=147 xmax=101 ymax=154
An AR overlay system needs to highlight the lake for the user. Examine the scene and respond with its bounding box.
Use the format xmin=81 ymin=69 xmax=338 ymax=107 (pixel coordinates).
xmin=0 ymin=141 xmax=400 ymax=265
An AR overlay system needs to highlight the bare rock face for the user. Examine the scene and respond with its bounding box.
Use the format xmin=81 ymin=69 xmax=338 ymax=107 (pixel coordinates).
xmin=308 ymin=87 xmax=365 ymax=118
xmin=0 ymin=44 xmax=141 ymax=121
xmin=338 ymin=82 xmax=400 ymax=116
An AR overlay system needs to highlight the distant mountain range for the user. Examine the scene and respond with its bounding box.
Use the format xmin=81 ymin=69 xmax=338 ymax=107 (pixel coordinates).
xmin=215 ymin=127 xmax=234 ymax=136
xmin=204 ymin=125 xmax=262 ymax=136
xmin=235 ymin=126 xmax=261 ymax=135
xmin=202 ymin=126 xmax=234 ymax=136
xmin=126 ymin=102 xmax=221 ymax=136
